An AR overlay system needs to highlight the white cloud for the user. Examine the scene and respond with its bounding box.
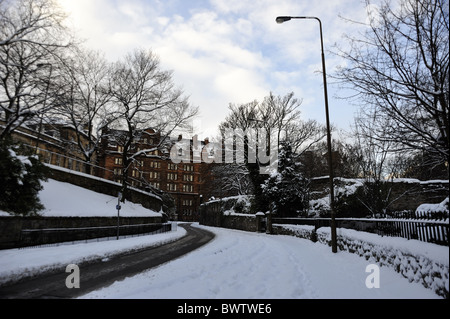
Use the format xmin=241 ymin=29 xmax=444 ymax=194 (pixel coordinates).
xmin=56 ymin=0 xmax=372 ymax=137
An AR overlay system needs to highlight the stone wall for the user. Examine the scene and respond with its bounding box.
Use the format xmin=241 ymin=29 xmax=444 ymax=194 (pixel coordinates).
xmin=0 ymin=165 xmax=167 ymax=249
xmin=0 ymin=215 xmax=163 ymax=249
xmin=199 ymin=199 xmax=261 ymax=232
xmin=310 ymin=177 xmax=449 ymax=211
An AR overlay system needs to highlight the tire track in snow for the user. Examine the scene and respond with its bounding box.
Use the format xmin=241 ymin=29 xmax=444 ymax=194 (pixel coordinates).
xmin=81 ymin=226 xmax=319 ymax=299
xmin=80 ymin=224 xmax=441 ymax=299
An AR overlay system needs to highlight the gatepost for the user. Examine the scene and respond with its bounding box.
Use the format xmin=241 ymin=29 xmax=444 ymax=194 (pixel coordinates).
xmin=255 ymin=212 xmax=265 ymax=232
xmin=266 ymin=211 xmax=272 ymax=234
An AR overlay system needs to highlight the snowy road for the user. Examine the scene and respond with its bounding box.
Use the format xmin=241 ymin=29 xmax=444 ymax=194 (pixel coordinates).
xmin=81 ymin=224 xmax=441 ymax=299
xmin=0 ymin=224 xmax=213 ymax=298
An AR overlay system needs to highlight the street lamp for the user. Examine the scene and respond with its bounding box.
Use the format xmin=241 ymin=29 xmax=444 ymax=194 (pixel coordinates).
xmin=276 ymin=16 xmax=338 ymax=253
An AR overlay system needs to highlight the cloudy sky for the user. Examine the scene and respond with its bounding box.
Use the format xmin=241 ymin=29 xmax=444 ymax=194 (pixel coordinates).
xmin=57 ymin=0 xmax=375 ymax=140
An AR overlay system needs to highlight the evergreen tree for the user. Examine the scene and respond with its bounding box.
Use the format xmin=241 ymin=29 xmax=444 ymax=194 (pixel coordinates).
xmin=0 ymin=140 xmax=48 ymax=215
xmin=262 ymin=142 xmax=309 ymax=217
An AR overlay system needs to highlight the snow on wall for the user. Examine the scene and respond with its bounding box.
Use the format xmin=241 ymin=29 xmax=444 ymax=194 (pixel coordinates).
xmin=416 ymin=197 xmax=449 ymax=216
xmin=273 ymin=224 xmax=316 ymax=241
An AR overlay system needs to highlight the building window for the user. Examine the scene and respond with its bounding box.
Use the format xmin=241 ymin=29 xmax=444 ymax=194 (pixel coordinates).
xmin=151 ymin=182 xmax=160 ymax=189
xmin=150 ymin=161 xmax=161 ymax=168
xmin=183 ymin=184 xmax=193 ymax=192
xmin=182 ymin=199 xmax=193 ymax=206
xmin=149 ymin=171 xmax=160 ymax=179
xmin=55 ymin=155 xmax=62 ymax=167
xmin=167 ymin=183 xmax=177 ymax=191
xmin=131 ymin=180 xmax=142 ymax=187
xmin=132 ymin=170 xmax=141 ymax=178
xmin=167 ymin=173 xmax=177 ymax=180
xmin=184 ymin=164 xmax=194 ymax=172
xmin=117 ymin=146 xmax=124 ymax=153
xmin=183 ymin=174 xmax=194 ymax=182
xmin=168 ymin=163 xmax=178 ymax=170
xmin=114 ymin=158 xmax=122 ymax=165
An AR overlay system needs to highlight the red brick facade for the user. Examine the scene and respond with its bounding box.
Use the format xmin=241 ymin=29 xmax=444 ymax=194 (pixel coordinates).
xmin=6 ymin=121 xmax=217 ymax=221
xmin=96 ymin=128 xmax=213 ymax=221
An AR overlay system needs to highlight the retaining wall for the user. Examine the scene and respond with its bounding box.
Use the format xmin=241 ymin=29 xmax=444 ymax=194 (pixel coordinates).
xmin=310 ymin=177 xmax=449 ymax=211
xmin=0 ymin=216 xmax=163 ymax=249
xmin=199 ymin=200 xmax=263 ymax=232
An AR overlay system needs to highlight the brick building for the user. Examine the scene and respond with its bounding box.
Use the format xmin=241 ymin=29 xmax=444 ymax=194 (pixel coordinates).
xmin=3 ymin=119 xmax=217 ymax=221
xmin=1 ymin=119 xmax=95 ymax=173
xmin=96 ymin=127 xmax=214 ymax=221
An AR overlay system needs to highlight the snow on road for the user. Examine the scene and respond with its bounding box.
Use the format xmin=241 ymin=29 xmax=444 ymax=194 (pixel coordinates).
xmin=80 ymin=224 xmax=441 ymax=299
xmin=0 ymin=179 xmax=444 ymax=299
xmin=0 ymin=226 xmax=186 ymax=286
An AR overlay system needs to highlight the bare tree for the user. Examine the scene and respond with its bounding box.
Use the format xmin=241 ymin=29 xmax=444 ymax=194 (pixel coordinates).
xmin=0 ymin=0 xmax=72 ymax=139
xmin=334 ymin=0 xmax=449 ymax=178
xmin=218 ymin=92 xmax=326 ymax=212
xmin=108 ymin=48 xmax=198 ymax=201
xmin=219 ymin=92 xmax=326 ymax=163
xmin=212 ymin=163 xmax=253 ymax=196
xmin=349 ymin=114 xmax=415 ymax=216
xmin=50 ymin=47 xmax=113 ymax=173
xmin=337 ymin=0 xmax=449 ymax=178
xmin=351 ymin=113 xmax=396 ymax=180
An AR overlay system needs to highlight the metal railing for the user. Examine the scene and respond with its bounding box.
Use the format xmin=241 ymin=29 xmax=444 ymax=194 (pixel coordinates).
xmin=373 ymin=209 xmax=449 ymax=221
xmin=21 ymin=143 xmax=156 ymax=190
xmin=19 ymin=222 xmax=175 ymax=249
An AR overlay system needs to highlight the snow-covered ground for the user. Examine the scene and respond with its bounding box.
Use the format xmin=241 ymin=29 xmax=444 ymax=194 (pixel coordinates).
xmin=0 ymin=223 xmax=442 ymax=299
xmin=0 ymin=225 xmax=186 ymax=286
xmin=80 ymin=224 xmax=442 ymax=299
xmin=0 ymin=179 xmax=162 ymax=217
xmin=0 ymin=179 xmax=446 ymax=299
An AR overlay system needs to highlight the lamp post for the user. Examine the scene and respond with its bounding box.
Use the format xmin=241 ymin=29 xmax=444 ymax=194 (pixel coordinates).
xmin=276 ymin=16 xmax=337 ymax=253
xmin=117 ymin=191 xmax=122 ymax=240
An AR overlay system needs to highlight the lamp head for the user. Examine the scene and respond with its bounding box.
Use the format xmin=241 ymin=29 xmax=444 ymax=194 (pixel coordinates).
xmin=276 ymin=16 xmax=291 ymax=24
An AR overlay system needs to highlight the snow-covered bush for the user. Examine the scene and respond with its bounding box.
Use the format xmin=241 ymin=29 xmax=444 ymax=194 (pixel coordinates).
xmin=317 ymin=227 xmax=449 ymax=298
xmin=0 ymin=140 xmax=48 ymax=216
xmin=416 ymin=197 xmax=449 ymax=219
xmin=272 ymin=224 xmax=317 ymax=241
xmin=309 ymin=178 xmax=365 ymax=218
xmin=207 ymin=195 xmax=253 ymax=216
